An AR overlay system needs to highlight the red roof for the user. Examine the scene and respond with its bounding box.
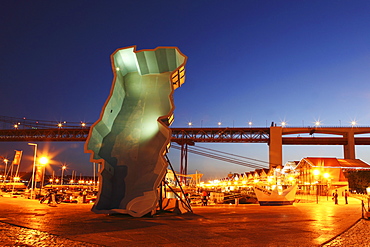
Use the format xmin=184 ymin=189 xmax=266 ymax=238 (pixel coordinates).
xmin=303 ymin=157 xmax=370 ymax=169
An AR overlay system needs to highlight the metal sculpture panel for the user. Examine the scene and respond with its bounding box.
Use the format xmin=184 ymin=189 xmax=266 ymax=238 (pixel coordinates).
xmin=85 ymin=46 xmax=186 ymax=217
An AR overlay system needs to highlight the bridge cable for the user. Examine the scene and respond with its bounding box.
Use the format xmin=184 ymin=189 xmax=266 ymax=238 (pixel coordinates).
xmin=171 ymin=144 xmax=267 ymax=170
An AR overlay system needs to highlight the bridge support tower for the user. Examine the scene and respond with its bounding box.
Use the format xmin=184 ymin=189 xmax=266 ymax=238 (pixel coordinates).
xmin=343 ymin=129 xmax=355 ymax=159
xmin=269 ymin=126 xmax=283 ymax=169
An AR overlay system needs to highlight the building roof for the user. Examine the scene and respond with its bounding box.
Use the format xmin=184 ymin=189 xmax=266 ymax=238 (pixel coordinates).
xmin=301 ymin=157 xmax=370 ymax=169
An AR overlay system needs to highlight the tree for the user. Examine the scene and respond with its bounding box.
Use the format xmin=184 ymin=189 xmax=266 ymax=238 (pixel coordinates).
xmin=344 ymin=171 xmax=370 ymax=194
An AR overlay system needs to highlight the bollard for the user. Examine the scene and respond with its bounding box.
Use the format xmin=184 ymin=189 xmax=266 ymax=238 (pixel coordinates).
xmin=235 ymin=198 xmax=239 ymax=206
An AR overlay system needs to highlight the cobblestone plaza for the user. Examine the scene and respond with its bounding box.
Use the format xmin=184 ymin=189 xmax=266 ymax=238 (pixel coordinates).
xmin=0 ymin=196 xmax=369 ymax=246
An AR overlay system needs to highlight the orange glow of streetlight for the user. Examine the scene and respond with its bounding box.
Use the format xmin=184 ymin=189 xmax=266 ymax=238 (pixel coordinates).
xmin=39 ymin=156 xmax=49 ymax=165
xmin=61 ymin=165 xmax=67 ymax=185
xmin=313 ymin=169 xmax=320 ymax=176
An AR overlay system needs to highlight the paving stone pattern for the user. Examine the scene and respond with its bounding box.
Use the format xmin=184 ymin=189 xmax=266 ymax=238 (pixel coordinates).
xmin=0 ymin=195 xmax=369 ymax=246
xmin=2 ymin=219 xmax=370 ymax=246
xmin=0 ymin=222 xmax=104 ymax=247
xmin=323 ymin=219 xmax=370 ymax=247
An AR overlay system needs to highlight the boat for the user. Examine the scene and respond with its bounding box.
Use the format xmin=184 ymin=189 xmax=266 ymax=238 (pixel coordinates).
xmin=253 ymin=184 xmax=297 ymax=206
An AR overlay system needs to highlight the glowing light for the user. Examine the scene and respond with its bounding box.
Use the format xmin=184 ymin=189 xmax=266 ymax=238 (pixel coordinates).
xmin=81 ymin=122 xmax=86 ymax=127
xmin=58 ymin=123 xmax=63 ymax=128
xmin=217 ymin=122 xmax=222 ymax=126
xmin=39 ymin=156 xmax=49 ymax=165
xmin=313 ymin=169 xmax=320 ymax=176
xmin=323 ymin=173 xmax=330 ymax=179
xmin=351 ymin=121 xmax=357 ymax=126
xmin=62 ymin=165 xmax=67 ymax=170
xmin=188 ymin=122 xmax=192 ymax=126
xmin=14 ymin=124 xmax=18 ymax=129
xmin=248 ymin=121 xmax=252 ymax=126
xmin=315 ymin=121 xmax=321 ymax=127
xmin=281 ymin=121 xmax=287 ymax=127
xmin=13 ymin=177 xmax=20 ymax=181
xmin=115 ymin=67 xmax=120 ymax=71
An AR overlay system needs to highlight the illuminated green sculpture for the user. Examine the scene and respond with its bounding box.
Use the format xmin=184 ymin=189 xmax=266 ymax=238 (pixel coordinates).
xmin=85 ymin=46 xmax=186 ymax=217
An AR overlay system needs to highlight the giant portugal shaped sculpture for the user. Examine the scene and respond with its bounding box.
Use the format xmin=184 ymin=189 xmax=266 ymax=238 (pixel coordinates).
xmin=85 ymin=46 xmax=187 ymax=217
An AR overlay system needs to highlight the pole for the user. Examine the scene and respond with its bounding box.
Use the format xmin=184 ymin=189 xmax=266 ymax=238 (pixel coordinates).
xmin=2 ymin=159 xmax=8 ymax=183
xmin=28 ymin=143 xmax=37 ymax=199
xmin=40 ymin=165 xmax=46 ymax=194
xmin=93 ymin=163 xmax=96 ymax=187
xmin=61 ymin=168 xmax=64 ymax=185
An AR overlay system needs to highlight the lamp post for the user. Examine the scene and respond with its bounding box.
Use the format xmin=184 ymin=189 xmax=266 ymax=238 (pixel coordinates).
xmin=313 ymin=169 xmax=320 ymax=204
xmin=39 ymin=156 xmax=49 ymax=195
xmin=61 ymin=165 xmax=66 ymax=185
xmin=2 ymin=158 xmax=8 ymax=183
xmin=323 ymin=172 xmax=330 ymax=201
xmin=28 ymin=143 xmax=37 ymax=199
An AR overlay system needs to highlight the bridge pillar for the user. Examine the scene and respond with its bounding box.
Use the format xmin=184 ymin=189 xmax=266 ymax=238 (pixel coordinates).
xmin=269 ymin=126 xmax=283 ymax=169
xmin=180 ymin=143 xmax=188 ymax=184
xmin=343 ymin=129 xmax=355 ymax=159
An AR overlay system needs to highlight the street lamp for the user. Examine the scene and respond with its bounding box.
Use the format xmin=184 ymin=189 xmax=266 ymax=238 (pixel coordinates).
xmin=2 ymin=158 xmax=8 ymax=183
xmin=39 ymin=156 xmax=49 ymax=193
xmin=313 ymin=169 xmax=321 ymax=204
xmin=323 ymin=172 xmax=330 ymax=201
xmin=61 ymin=165 xmax=67 ymax=185
xmin=28 ymin=143 xmax=37 ymax=199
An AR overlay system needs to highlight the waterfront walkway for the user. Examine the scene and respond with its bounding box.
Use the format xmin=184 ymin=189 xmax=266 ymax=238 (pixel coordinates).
xmin=0 ymin=195 xmax=369 ymax=246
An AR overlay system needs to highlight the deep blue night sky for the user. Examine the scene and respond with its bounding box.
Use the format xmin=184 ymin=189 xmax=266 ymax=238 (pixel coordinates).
xmin=1 ymin=1 xmax=370 ymax=180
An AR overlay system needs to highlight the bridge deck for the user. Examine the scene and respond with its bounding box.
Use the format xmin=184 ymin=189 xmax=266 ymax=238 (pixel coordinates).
xmin=1 ymin=127 xmax=370 ymax=145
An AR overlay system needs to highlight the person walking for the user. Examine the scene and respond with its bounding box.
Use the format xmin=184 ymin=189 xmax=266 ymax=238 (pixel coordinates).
xmin=201 ymin=190 xmax=208 ymax=206
xmin=344 ymin=189 xmax=349 ymax=204
xmin=333 ymin=190 xmax=338 ymax=205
